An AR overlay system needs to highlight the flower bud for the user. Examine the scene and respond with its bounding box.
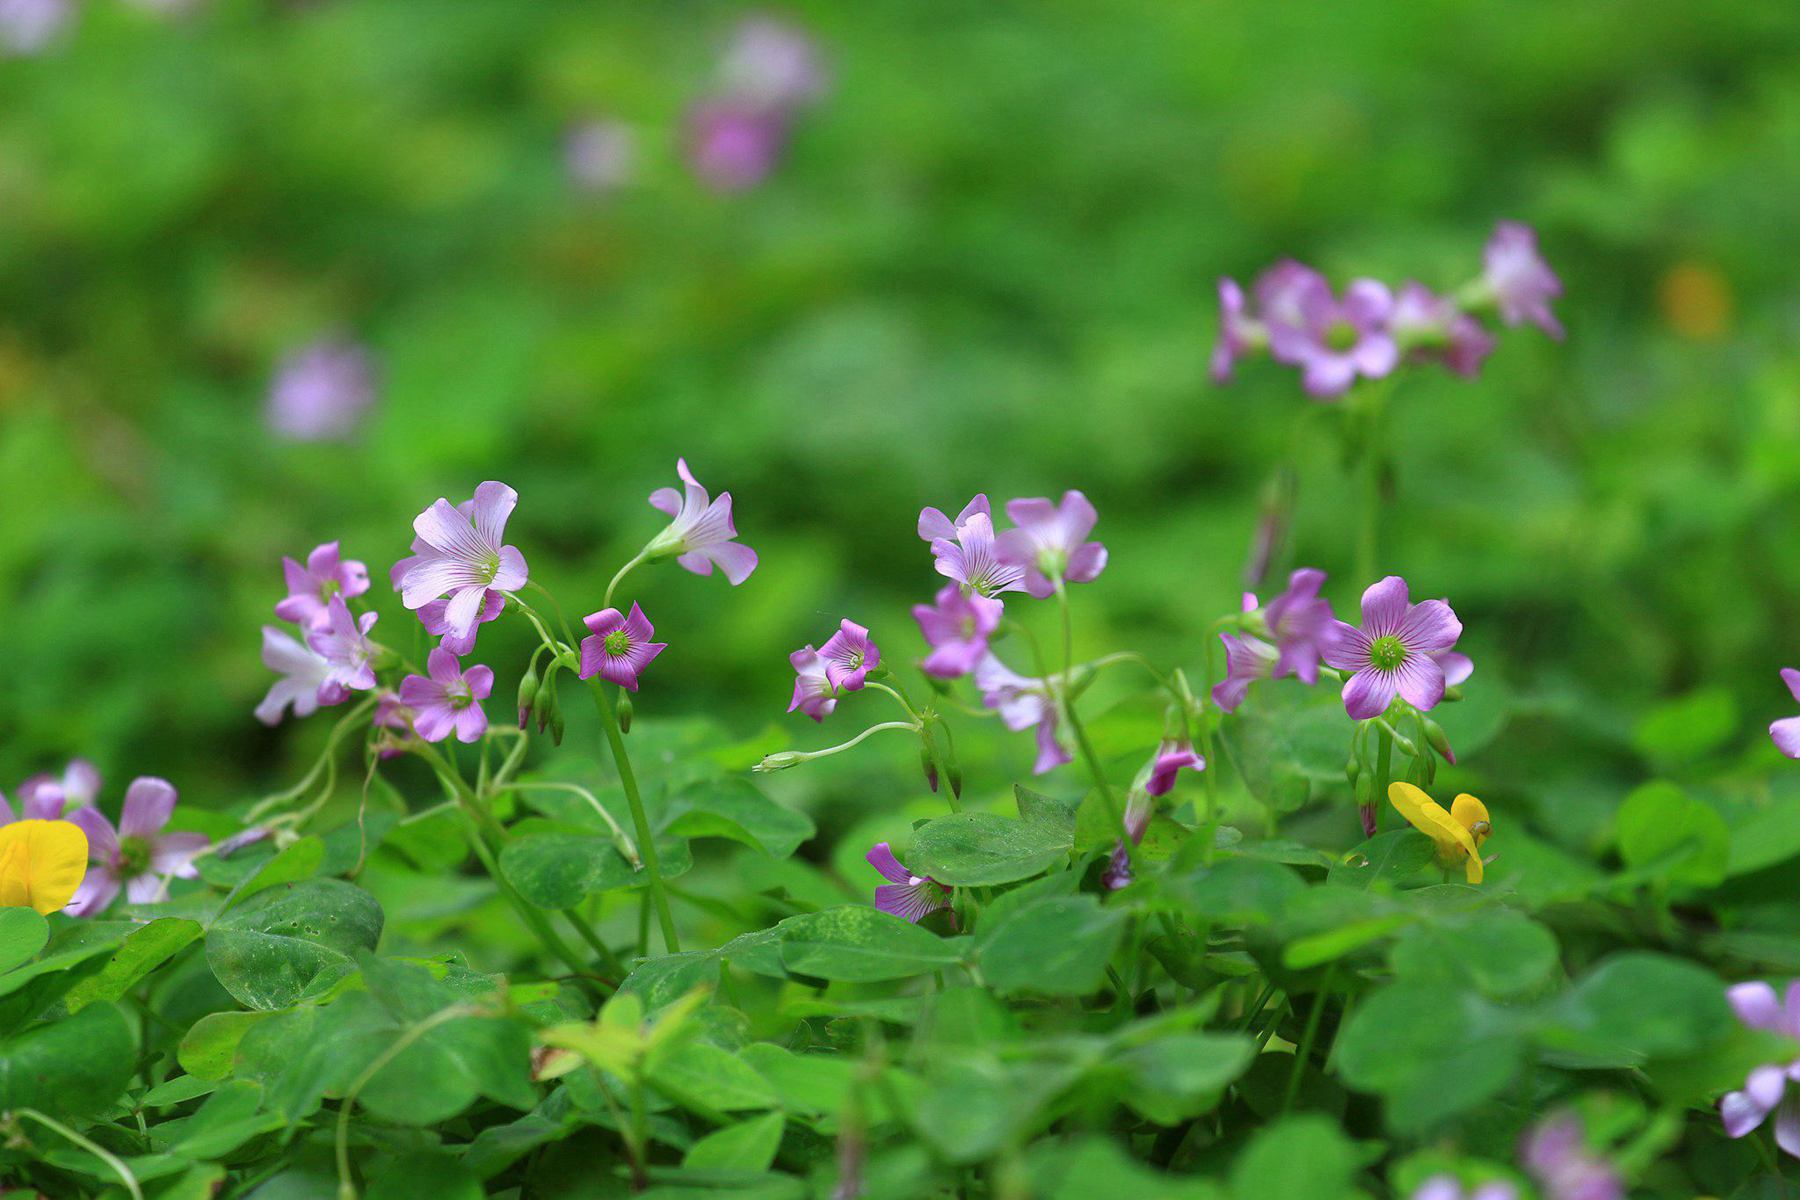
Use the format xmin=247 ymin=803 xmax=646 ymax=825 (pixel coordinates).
xmin=948 ymin=765 xmax=963 ymax=799
xmin=616 ymin=692 xmax=633 ymax=734
xmin=1423 ymin=719 xmax=1456 ymax=765
xmin=1345 ymin=757 xmax=1361 ymax=787
xmin=1354 ymin=772 xmax=1375 ymax=808
xmin=752 ymin=751 xmax=805 ymax=773
xmin=549 ymin=708 xmax=566 ymax=746
xmin=516 ymin=666 xmax=540 ymax=730
xmin=919 ymin=745 xmax=939 ymax=793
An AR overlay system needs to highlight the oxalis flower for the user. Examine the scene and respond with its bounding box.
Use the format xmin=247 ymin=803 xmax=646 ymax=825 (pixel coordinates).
xmin=866 ymin=842 xmax=949 ymax=924
xmin=579 ymin=603 xmax=667 ymax=692
xmin=13 ymin=759 xmax=101 ymax=820
xmin=818 ymin=620 xmax=880 ymax=692
xmin=397 ymin=648 xmax=494 ymax=744
xmin=1144 ymin=738 xmax=1204 ymax=797
xmin=67 ymin=778 xmax=209 ymax=915
xmin=1209 ymin=277 xmax=1265 ymax=384
xmin=275 ymin=540 xmax=371 ymax=632
xmin=1482 ymin=221 xmax=1564 ymax=340
xmin=995 ymin=491 xmax=1107 ymax=599
xmin=1261 ymin=567 xmax=1336 ymax=684
xmin=1391 ymin=282 xmax=1496 ymax=378
xmin=306 ymin=595 xmax=380 ymax=695
xmin=1321 ymin=576 xmax=1463 ymax=719
xmin=1520 ymin=1115 xmax=1623 ymax=1200
xmin=918 ymin=495 xmax=1025 ymax=597
xmin=974 ymin=654 xmax=1071 ymax=775
xmin=0 ymin=820 xmax=88 ymax=914
xmin=1212 ymin=631 xmax=1279 ymax=714
xmin=1411 ymin=1178 xmax=1516 ymax=1200
xmin=788 ymin=646 xmax=840 ymax=722
xmin=266 ymin=338 xmax=377 ymax=443
xmin=255 ymin=625 xmax=348 ymax=725
xmin=1720 ymin=979 xmax=1800 ymax=1157
xmin=913 ymin=583 xmax=1003 ymax=679
xmin=1265 ymin=273 xmax=1399 ymax=399
xmin=645 ymin=458 xmax=757 ymax=584
xmin=397 ymin=481 xmax=529 ymax=644
xmin=1388 ymin=783 xmax=1493 ymax=884
xmin=1768 ymin=668 xmax=1800 ymax=759
xmin=1103 ymin=742 xmax=1203 ymax=890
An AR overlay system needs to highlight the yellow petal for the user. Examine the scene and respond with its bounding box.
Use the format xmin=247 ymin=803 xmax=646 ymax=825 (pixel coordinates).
xmin=1450 ymin=794 xmax=1491 ymax=850
xmin=1388 ymin=782 xmax=1479 ymax=871
xmin=0 ymin=820 xmax=90 ymax=914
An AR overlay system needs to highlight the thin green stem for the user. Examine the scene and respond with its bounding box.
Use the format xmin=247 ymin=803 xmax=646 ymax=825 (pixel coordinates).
xmin=336 ymin=1007 xmax=473 ymax=1198
xmin=588 ymin=679 xmax=680 ymax=954
xmin=505 ymin=781 xmax=639 ymax=865
xmin=1281 ymin=964 xmax=1337 ymax=1116
xmin=247 ymin=697 xmax=378 ymax=822
xmin=1053 ymin=580 xmax=1129 ymax=872
xmin=604 ymin=548 xmax=652 ymax=610
xmin=15 ymin=1109 xmax=142 ymax=1200
xmin=1199 ymin=633 xmax=1222 ymax=862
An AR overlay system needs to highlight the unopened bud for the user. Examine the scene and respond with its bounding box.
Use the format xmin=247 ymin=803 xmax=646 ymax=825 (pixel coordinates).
xmin=948 ymin=766 xmax=963 ymax=799
xmin=752 ymin=751 xmax=805 ymax=773
xmin=549 ymin=709 xmax=566 ymax=746
xmin=516 ymin=667 xmax=540 ymax=730
xmin=616 ymin=692 xmax=633 ymax=734
xmin=1423 ymin=719 xmax=1456 ymax=765
xmin=920 ymin=746 xmax=939 ymax=793
xmin=1354 ymin=773 xmax=1375 ymax=808
xmin=1345 ymin=757 xmax=1361 ymax=787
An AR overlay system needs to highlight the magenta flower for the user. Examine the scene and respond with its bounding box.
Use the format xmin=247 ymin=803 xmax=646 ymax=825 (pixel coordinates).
xmin=1321 ymin=576 xmax=1463 ymax=720
xmin=995 ymin=491 xmax=1108 ymax=599
xmin=1720 ymin=980 xmax=1800 ymax=1158
xmin=1144 ymin=738 xmax=1204 ymax=797
xmin=579 ymin=603 xmax=667 ymax=692
xmin=275 ymin=541 xmax=371 ymax=632
xmin=1520 ymin=1115 xmax=1623 ymax=1200
xmin=1210 ymin=277 xmax=1264 ymax=383
xmin=306 ymin=595 xmax=380 ymax=695
xmin=1411 ymin=1179 xmax=1517 ymax=1200
xmin=565 ymin=117 xmax=635 ymax=194
xmin=1263 ymin=567 xmax=1336 ymax=684
xmin=867 ymin=842 xmax=949 ymax=924
xmin=0 ymin=0 xmax=68 ymax=56
xmin=397 ymin=481 xmax=528 ymax=643
xmin=817 ymin=620 xmax=880 ymax=691
xmin=1266 ymin=275 xmax=1399 ymax=399
xmin=1255 ymin=260 xmax=1328 ymax=332
xmin=66 ymin=778 xmax=209 ymax=916
xmin=13 ymin=759 xmax=101 ymax=821
xmin=914 ymin=584 xmax=1003 ymax=679
xmin=397 ymin=648 xmax=494 ymax=744
xmin=787 ymin=646 xmax=840 ymax=722
xmin=418 ymin=592 xmax=504 ymax=656
xmin=1769 ymin=669 xmax=1800 ymax=759
xmin=266 ymin=338 xmax=377 ymax=442
xmin=1482 ymin=221 xmax=1564 ymax=339
xmin=646 ymin=458 xmax=757 ymax=585
xmin=687 ymin=102 xmax=787 ymax=193
xmin=1212 ymin=632 xmax=1278 ymax=713
xmin=1437 ymin=650 xmax=1474 ymax=688
xmin=255 ymin=625 xmax=348 ymax=725
xmin=372 ymin=692 xmax=416 ymax=759
xmin=1391 ymin=282 xmax=1496 ymax=378
xmin=974 ymin=654 xmax=1070 ymax=775
xmin=918 ymin=495 xmax=1025 ymax=597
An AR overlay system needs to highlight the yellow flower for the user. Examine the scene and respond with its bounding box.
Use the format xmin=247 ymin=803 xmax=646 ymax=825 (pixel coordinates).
xmin=1387 ymin=782 xmax=1492 ymax=884
xmin=0 ymin=819 xmax=90 ymax=914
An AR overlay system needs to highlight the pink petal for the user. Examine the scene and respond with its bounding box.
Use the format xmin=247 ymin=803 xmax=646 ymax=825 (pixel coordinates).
xmin=468 ymin=481 xmax=518 ymax=548
xmin=1730 ymin=982 xmax=1783 ymax=1031
xmin=1359 ymin=576 xmax=1411 ymax=637
xmin=1342 ymin=668 xmax=1398 ymax=721
xmin=463 ymin=664 xmax=494 ymax=700
xmin=120 ymin=777 xmax=177 ymax=839
xmin=1773 ymin=717 xmax=1800 ymax=760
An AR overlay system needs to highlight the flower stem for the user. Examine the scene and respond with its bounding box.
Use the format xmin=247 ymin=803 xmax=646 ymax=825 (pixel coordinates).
xmin=14 ymin=1109 xmax=142 ymax=1200
xmin=1054 ymin=580 xmax=1129 ymax=872
xmin=336 ymin=1006 xmax=474 ymax=1198
xmin=1281 ymin=963 xmax=1338 ymax=1116
xmin=1199 ymin=631 xmax=1223 ymax=862
xmin=588 ymin=678 xmax=680 ymax=954
xmin=603 ymin=548 xmax=652 ymax=610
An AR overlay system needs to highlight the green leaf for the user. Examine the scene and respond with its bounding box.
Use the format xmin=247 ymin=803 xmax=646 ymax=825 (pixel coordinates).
xmin=905 ymin=811 xmax=1072 ymax=886
xmin=1115 ymin=1032 xmax=1256 ymax=1123
xmin=1328 ymin=830 xmax=1436 ymax=889
xmin=156 ymin=1079 xmax=285 ymax=1159
xmin=1390 ymin=911 xmax=1558 ymax=998
xmin=0 ymin=907 xmax=48 ymax=975
xmin=1029 ymin=1136 xmax=1225 ymax=1199
xmin=64 ymin=917 xmax=203 ymax=1013
xmin=1616 ymin=782 xmax=1729 ymax=888
xmin=1179 ymin=859 xmax=1307 ymax=925
xmin=664 ymin=777 xmax=815 ymax=859
xmin=0 ymin=1001 xmax=137 ymax=1117
xmin=778 ymin=907 xmax=965 ymax=981
xmin=1633 ymin=687 xmax=1737 ymax=764
xmin=204 ymin=879 xmax=384 ymax=1010
xmin=977 ymin=895 xmax=1127 ymax=996
xmin=498 ymin=828 xmax=635 ymax=910
xmin=683 ymin=1111 xmax=786 ymax=1171
xmin=1228 ymin=1115 xmax=1362 ymax=1200
xmin=1219 ymin=686 xmax=1350 ymax=812
xmin=179 ymin=1011 xmax=276 ymax=1081
xmin=650 ymin=1040 xmax=779 ymax=1112
xmin=1543 ymin=952 xmax=1731 ymax=1065
xmin=618 ymin=952 xmax=722 ymax=1013
xmin=366 ymin=1151 xmax=484 ymax=1200
xmin=222 ymin=836 xmax=326 ymax=909
xmin=1336 ymin=982 xmax=1528 ymax=1131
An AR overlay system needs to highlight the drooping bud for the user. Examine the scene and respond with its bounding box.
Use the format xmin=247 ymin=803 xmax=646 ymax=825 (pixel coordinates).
xmin=752 ymin=751 xmax=806 ymax=773
xmin=1345 ymin=757 xmax=1361 ymax=787
xmin=1423 ymin=719 xmax=1456 ymax=766
xmin=549 ymin=708 xmax=566 ymax=746
xmin=919 ymin=744 xmax=939 ymax=793
xmin=947 ymin=765 xmax=963 ymax=799
xmin=517 ymin=665 xmax=540 ymax=730
xmin=616 ymin=692 xmax=633 ymax=734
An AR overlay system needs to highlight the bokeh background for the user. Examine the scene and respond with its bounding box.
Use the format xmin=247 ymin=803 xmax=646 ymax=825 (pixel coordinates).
xmin=4 ymin=0 xmax=1800 ymax=865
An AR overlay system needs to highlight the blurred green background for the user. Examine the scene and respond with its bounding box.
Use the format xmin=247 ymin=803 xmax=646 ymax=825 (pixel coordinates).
xmin=4 ymin=0 xmax=1800 ymax=841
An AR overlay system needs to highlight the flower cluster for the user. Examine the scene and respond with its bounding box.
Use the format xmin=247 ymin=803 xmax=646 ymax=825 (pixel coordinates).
xmin=257 ymin=539 xmax=381 ymax=727
xmin=687 ymin=17 xmax=830 ymax=193
xmin=1720 ymin=979 xmax=1800 ymax=1158
xmin=1211 ymin=222 xmax=1562 ymax=398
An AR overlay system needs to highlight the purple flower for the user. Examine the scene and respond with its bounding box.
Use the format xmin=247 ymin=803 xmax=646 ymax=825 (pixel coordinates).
xmin=1391 ymin=282 xmax=1496 ymax=378
xmin=0 ymin=0 xmax=68 ymax=56
xmin=12 ymin=759 xmax=101 ymax=821
xmin=579 ymin=603 xmax=667 ymax=692
xmin=994 ymin=491 xmax=1107 ymax=599
xmin=718 ymin=17 xmax=829 ymax=110
xmin=866 ymin=842 xmax=949 ymax=924
xmin=565 ymin=118 xmax=635 ymax=194
xmin=1144 ymin=738 xmax=1204 ymax=797
xmin=817 ymin=620 xmax=880 ymax=692
xmin=274 ymin=541 xmax=371 ymax=632
xmin=1210 ymin=278 xmax=1264 ymax=383
xmin=1437 ymin=650 xmax=1474 ymax=688
xmin=646 ymin=458 xmax=757 ymax=584
xmin=918 ymin=495 xmax=1025 ymax=597
xmin=397 ymin=648 xmax=494 ymax=744
xmin=1411 ymin=1179 xmax=1517 ymax=1200
xmin=418 ymin=592 xmax=504 ymax=656
xmin=787 ymin=646 xmax=839 ymax=722
xmin=1520 ymin=1115 xmax=1623 ymax=1200
xmin=397 ymin=481 xmax=529 ymax=644
xmin=1265 ymin=275 xmax=1399 ymax=399
xmin=1263 ymin=567 xmax=1335 ymax=685
xmin=305 ymin=595 xmax=380 ymax=695
xmin=1770 ymin=669 xmax=1800 ymax=759
xmin=372 ymin=692 xmax=416 ymax=758
xmin=974 ymin=654 xmax=1071 ymax=775
xmin=66 ymin=778 xmax=209 ymax=916
xmin=1321 ymin=576 xmax=1463 ymax=720
xmin=1255 ymin=260 xmax=1328 ymax=332
xmin=687 ymin=101 xmax=788 ymax=193
xmin=1720 ymin=980 xmax=1800 ymax=1157
xmin=255 ymin=625 xmax=348 ymax=725
xmin=913 ymin=584 xmax=1003 ymax=679
xmin=1212 ymin=632 xmax=1278 ymax=713
xmin=266 ymin=338 xmax=377 ymax=442
xmin=1482 ymin=221 xmax=1564 ymax=339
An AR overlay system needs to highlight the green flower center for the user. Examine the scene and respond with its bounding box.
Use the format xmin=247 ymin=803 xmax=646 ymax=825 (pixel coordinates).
xmin=319 ymin=578 xmax=341 ymax=601
xmin=478 ymin=552 xmax=501 ymax=584
xmin=1036 ymin=547 xmax=1068 ymax=578
xmin=119 ymin=836 xmax=152 ymax=878
xmin=446 ymin=680 xmax=474 ymax=710
xmin=1326 ymin=320 xmax=1360 ymax=352
xmin=1369 ymin=635 xmax=1407 ymax=671
xmin=604 ymin=630 xmax=632 ymax=657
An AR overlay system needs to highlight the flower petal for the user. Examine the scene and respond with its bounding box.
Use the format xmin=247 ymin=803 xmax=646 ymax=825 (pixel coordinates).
xmin=1342 ymin=668 xmax=1397 ymax=720
xmin=120 ymin=778 xmax=177 ymax=840
xmin=1359 ymin=576 xmax=1412 ymax=637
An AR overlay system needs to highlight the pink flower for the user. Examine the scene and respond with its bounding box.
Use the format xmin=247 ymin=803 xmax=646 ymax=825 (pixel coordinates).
xmin=913 ymin=583 xmax=1003 ymax=679
xmin=396 ymin=481 xmax=529 ymax=645
xmin=1144 ymin=739 xmax=1204 ymax=797
xmin=867 ymin=842 xmax=949 ymax=924
xmin=579 ymin=603 xmax=667 ymax=692
xmin=255 ymin=625 xmax=348 ymax=725
xmin=1719 ymin=980 xmax=1800 ymax=1159
xmin=12 ymin=759 xmax=101 ymax=821
xmin=687 ymin=101 xmax=789 ymax=192
xmin=1320 ymin=576 xmax=1463 ymax=720
xmin=397 ymin=648 xmax=494 ymax=744
xmin=787 ymin=646 xmax=839 ymax=722
xmin=1262 ymin=567 xmax=1336 ymax=685
xmin=1769 ymin=668 xmax=1800 ymax=759
xmin=274 ymin=541 xmax=371 ymax=632
xmin=1391 ymin=282 xmax=1496 ymax=378
xmin=646 ymin=458 xmax=757 ymax=584
xmin=817 ymin=620 xmax=880 ymax=692
xmin=1212 ymin=632 xmax=1278 ymax=713
xmin=717 ymin=17 xmax=829 ymax=110
xmin=1482 ymin=221 xmax=1564 ymax=339
xmin=0 ymin=0 xmax=68 ymax=57
xmin=1519 ymin=1115 xmax=1622 ymax=1200
xmin=66 ymin=778 xmax=209 ymax=916
xmin=372 ymin=692 xmax=416 ymax=758
xmin=918 ymin=495 xmax=1026 ymax=598
xmin=305 ymin=595 xmax=380 ymax=695
xmin=995 ymin=491 xmax=1108 ymax=599
xmin=1265 ymin=274 xmax=1399 ymax=399
xmin=974 ymin=654 xmax=1070 ymax=775
xmin=266 ymin=338 xmax=378 ymax=442
xmin=1210 ymin=277 xmax=1264 ymax=383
